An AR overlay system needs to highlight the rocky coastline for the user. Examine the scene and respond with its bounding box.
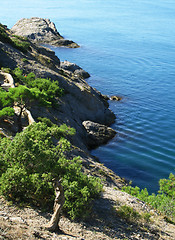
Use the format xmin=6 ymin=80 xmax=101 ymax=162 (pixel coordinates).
xmin=0 ymin=19 xmax=175 ymax=240
xmin=0 ymin=18 xmax=117 ymax=155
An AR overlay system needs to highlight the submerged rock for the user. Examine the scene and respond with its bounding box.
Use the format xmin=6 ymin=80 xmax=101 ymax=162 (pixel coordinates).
xmin=110 ymin=95 xmax=122 ymax=101
xmin=11 ymin=17 xmax=79 ymax=48
xmin=82 ymin=120 xmax=116 ymax=149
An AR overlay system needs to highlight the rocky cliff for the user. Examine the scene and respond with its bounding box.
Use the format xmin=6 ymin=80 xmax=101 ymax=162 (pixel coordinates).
xmin=0 ymin=20 xmax=175 ymax=240
xmin=0 ymin=20 xmax=118 ymax=180
xmin=11 ymin=17 xmax=80 ymax=48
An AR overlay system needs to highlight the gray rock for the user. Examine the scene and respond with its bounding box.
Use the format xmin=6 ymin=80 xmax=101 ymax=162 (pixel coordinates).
xmin=52 ymin=39 xmax=80 ymax=48
xmin=11 ymin=17 xmax=79 ymax=48
xmin=82 ymin=120 xmax=116 ymax=149
xmin=60 ymin=61 xmax=90 ymax=79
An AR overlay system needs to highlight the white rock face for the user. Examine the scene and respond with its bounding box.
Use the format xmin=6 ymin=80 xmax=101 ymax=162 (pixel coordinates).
xmin=11 ymin=17 xmax=79 ymax=48
xmin=11 ymin=17 xmax=62 ymax=42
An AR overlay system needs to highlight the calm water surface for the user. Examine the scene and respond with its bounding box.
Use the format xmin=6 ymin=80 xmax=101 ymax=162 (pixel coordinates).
xmin=1 ymin=0 xmax=175 ymax=192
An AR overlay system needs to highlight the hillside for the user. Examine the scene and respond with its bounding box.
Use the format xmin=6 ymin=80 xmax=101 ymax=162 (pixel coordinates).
xmin=0 ymin=20 xmax=175 ymax=240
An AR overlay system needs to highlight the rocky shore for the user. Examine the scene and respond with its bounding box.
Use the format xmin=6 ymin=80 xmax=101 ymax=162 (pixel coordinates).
xmin=0 ymin=19 xmax=175 ymax=239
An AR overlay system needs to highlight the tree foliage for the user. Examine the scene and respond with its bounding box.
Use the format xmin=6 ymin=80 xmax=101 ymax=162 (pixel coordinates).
xmin=0 ymin=84 xmax=50 ymax=128
xmin=12 ymin=68 xmax=64 ymax=105
xmin=0 ymin=67 xmax=63 ymax=125
xmin=0 ymin=122 xmax=102 ymax=219
xmin=0 ymin=88 xmax=14 ymax=119
xmin=0 ymin=106 xmax=14 ymax=119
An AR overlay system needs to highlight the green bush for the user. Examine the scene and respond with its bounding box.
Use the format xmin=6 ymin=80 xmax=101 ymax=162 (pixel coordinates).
xmin=0 ymin=24 xmax=30 ymax=53
xmin=12 ymin=68 xmax=64 ymax=105
xmin=0 ymin=122 xmax=102 ymax=219
xmin=0 ymin=106 xmax=15 ymax=119
xmin=122 ymin=174 xmax=175 ymax=222
xmin=0 ymin=87 xmax=14 ymax=119
xmin=0 ymin=137 xmax=10 ymax=176
xmin=0 ymin=87 xmax=13 ymax=108
xmin=0 ymin=84 xmax=51 ymax=129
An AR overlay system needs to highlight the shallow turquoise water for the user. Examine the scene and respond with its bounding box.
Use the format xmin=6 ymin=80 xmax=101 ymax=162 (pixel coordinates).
xmin=1 ymin=0 xmax=175 ymax=192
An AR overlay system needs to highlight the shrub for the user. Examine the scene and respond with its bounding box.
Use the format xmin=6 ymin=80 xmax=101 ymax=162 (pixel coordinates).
xmin=0 ymin=87 xmax=14 ymax=119
xmin=0 ymin=137 xmax=10 ymax=176
xmin=12 ymin=68 xmax=64 ymax=105
xmin=0 ymin=88 xmax=13 ymax=108
xmin=0 ymin=122 xmax=102 ymax=219
xmin=122 ymin=173 xmax=175 ymax=222
xmin=0 ymin=24 xmax=30 ymax=53
xmin=0 ymin=106 xmax=15 ymax=119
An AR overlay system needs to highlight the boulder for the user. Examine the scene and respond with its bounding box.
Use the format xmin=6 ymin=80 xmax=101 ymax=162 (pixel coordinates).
xmin=110 ymin=95 xmax=122 ymax=101
xmin=11 ymin=17 xmax=79 ymax=48
xmin=82 ymin=120 xmax=116 ymax=149
xmin=60 ymin=61 xmax=90 ymax=79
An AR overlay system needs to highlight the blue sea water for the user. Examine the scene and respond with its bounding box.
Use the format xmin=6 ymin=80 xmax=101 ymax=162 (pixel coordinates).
xmin=1 ymin=0 xmax=175 ymax=193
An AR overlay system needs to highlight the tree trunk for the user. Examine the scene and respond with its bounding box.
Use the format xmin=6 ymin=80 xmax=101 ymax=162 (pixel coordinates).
xmin=23 ymin=108 xmax=35 ymax=125
xmin=17 ymin=108 xmax=23 ymax=132
xmin=45 ymin=180 xmax=65 ymax=232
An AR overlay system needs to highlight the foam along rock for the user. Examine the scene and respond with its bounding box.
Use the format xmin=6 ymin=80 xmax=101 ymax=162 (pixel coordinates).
xmin=60 ymin=61 xmax=90 ymax=79
xmin=11 ymin=17 xmax=79 ymax=48
xmin=82 ymin=120 xmax=116 ymax=149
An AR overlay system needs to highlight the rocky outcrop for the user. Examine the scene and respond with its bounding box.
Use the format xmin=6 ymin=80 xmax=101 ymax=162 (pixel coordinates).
xmin=60 ymin=61 xmax=90 ymax=79
xmin=82 ymin=120 xmax=116 ymax=149
xmin=11 ymin=17 xmax=79 ymax=48
xmin=110 ymin=95 xmax=122 ymax=101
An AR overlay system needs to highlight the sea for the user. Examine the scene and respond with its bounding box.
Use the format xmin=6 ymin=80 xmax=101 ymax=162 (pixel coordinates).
xmin=1 ymin=0 xmax=175 ymax=193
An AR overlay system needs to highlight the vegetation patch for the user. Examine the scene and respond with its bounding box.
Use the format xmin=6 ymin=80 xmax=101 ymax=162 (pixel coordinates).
xmin=13 ymin=68 xmax=64 ymax=106
xmin=0 ymin=122 xmax=102 ymax=220
xmin=115 ymin=205 xmax=141 ymax=223
xmin=0 ymin=67 xmax=64 ymax=124
xmin=0 ymin=23 xmax=30 ymax=53
xmin=0 ymin=65 xmax=102 ymax=220
xmin=122 ymin=173 xmax=175 ymax=223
